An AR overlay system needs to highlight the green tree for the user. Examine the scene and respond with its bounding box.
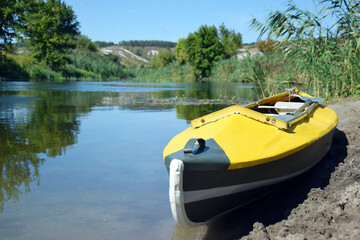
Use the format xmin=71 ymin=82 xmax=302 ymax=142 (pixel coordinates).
xmin=22 ymin=0 xmax=79 ymax=70
xmin=185 ymin=25 xmax=224 ymax=80
xmin=0 ymin=0 xmax=28 ymax=56
xmin=135 ymin=48 xmax=143 ymax=57
xmin=149 ymin=50 xmax=175 ymax=68
xmin=175 ymin=38 xmax=189 ymax=65
xmin=76 ymin=35 xmax=97 ymax=52
xmin=219 ymin=23 xmax=243 ymax=58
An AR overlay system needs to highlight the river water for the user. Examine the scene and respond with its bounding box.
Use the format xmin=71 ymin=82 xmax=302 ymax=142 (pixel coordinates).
xmin=0 ymin=81 xmax=260 ymax=240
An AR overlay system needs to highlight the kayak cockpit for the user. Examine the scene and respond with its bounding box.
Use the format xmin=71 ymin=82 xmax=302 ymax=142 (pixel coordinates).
xmin=246 ymin=90 xmax=324 ymax=127
xmin=250 ymin=94 xmax=323 ymax=122
xmin=191 ymin=89 xmax=323 ymax=131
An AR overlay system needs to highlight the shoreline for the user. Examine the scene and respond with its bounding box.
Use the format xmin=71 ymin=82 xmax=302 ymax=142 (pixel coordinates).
xmin=238 ymin=98 xmax=360 ymax=239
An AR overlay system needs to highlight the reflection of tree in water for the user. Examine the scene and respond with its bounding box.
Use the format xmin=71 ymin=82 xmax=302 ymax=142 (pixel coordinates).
xmin=0 ymin=83 xmax=259 ymax=212
xmin=176 ymin=104 xmax=230 ymax=123
xmin=0 ymin=121 xmax=44 ymax=213
xmin=0 ymin=91 xmax=88 ymax=213
xmin=153 ymin=82 xmax=261 ymax=102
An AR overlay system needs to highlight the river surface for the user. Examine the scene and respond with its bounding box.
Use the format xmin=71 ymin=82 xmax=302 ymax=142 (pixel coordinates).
xmin=0 ymin=81 xmax=261 ymax=240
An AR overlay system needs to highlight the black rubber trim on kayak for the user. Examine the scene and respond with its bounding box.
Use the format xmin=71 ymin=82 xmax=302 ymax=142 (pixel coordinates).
xmin=183 ymin=138 xmax=205 ymax=154
xmin=165 ymin=138 xmax=230 ymax=171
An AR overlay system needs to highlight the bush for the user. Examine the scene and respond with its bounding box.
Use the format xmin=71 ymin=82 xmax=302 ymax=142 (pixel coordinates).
xmin=76 ymin=35 xmax=98 ymax=52
xmin=131 ymin=62 xmax=192 ymax=82
xmin=256 ymin=38 xmax=276 ymax=53
xmin=68 ymin=50 xmax=134 ymax=79
xmin=28 ymin=65 xmax=62 ymax=80
xmin=0 ymin=56 xmax=29 ymax=80
xmin=149 ymin=51 xmax=175 ymax=69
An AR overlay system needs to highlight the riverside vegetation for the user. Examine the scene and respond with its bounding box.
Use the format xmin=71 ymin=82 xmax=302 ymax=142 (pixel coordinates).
xmin=1 ymin=0 xmax=359 ymax=99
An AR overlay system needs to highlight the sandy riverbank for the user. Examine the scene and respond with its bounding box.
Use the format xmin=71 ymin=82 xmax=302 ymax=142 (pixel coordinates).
xmin=239 ymin=98 xmax=360 ymax=240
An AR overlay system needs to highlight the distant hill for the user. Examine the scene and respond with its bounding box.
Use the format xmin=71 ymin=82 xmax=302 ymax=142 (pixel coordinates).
xmin=99 ymin=45 xmax=149 ymax=68
xmin=99 ymin=40 xmax=177 ymax=68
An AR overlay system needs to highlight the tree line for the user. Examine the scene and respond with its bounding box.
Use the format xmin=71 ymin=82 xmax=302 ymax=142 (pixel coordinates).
xmin=3 ymin=0 xmax=357 ymax=98
xmin=1 ymin=0 xmax=242 ymax=82
xmin=1 ymin=0 xmax=134 ymax=80
xmin=93 ymin=40 xmax=177 ymax=49
xmin=119 ymin=40 xmax=177 ymax=48
xmin=149 ymin=24 xmax=243 ymax=80
xmin=94 ymin=41 xmax=116 ymax=48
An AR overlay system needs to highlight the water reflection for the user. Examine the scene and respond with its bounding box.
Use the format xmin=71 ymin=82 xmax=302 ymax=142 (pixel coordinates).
xmin=0 ymin=96 xmax=42 ymax=212
xmin=0 ymin=81 xmax=260 ymax=239
xmin=176 ymin=104 xmax=230 ymax=123
xmin=0 ymin=94 xmax=82 ymax=212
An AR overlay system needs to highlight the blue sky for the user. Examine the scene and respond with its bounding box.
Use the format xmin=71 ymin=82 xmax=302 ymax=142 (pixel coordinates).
xmin=64 ymin=0 xmax=318 ymax=44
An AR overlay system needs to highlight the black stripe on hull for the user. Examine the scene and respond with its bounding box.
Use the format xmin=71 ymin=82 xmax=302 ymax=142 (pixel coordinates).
xmin=182 ymin=127 xmax=335 ymax=191
xmin=185 ymin=184 xmax=276 ymax=223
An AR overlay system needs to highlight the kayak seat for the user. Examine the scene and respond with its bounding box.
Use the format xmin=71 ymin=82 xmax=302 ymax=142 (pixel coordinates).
xmin=274 ymin=102 xmax=304 ymax=115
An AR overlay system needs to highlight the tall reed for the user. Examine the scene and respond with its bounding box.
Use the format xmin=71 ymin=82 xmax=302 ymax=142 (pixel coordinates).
xmin=250 ymin=0 xmax=360 ymax=98
xmin=131 ymin=62 xmax=193 ymax=82
xmin=68 ymin=50 xmax=134 ymax=79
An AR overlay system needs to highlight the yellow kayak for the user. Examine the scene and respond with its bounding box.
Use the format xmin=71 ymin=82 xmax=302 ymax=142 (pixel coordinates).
xmin=163 ymin=88 xmax=338 ymax=226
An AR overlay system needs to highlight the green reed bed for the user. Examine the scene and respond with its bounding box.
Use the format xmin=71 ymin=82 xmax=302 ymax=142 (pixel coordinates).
xmin=1 ymin=54 xmax=63 ymax=80
xmin=250 ymin=0 xmax=360 ymax=99
xmin=131 ymin=62 xmax=193 ymax=82
xmin=68 ymin=50 xmax=134 ymax=79
xmin=1 ymin=50 xmax=134 ymax=81
xmin=209 ymin=54 xmax=297 ymax=85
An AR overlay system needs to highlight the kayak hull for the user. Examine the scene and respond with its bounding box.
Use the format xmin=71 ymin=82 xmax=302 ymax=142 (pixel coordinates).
xmin=168 ymin=128 xmax=335 ymax=225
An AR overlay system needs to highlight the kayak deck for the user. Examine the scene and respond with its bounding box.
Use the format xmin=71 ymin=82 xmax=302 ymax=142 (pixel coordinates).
xmin=163 ymin=91 xmax=338 ymax=170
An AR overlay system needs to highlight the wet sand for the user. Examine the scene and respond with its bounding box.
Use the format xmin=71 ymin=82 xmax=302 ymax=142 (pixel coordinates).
xmin=172 ymin=98 xmax=360 ymax=240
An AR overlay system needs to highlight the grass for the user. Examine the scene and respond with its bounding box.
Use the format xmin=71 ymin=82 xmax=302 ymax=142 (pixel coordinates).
xmin=1 ymin=50 xmax=134 ymax=81
xmin=249 ymin=0 xmax=360 ymax=99
xmin=4 ymin=46 xmax=358 ymax=101
xmin=0 ymin=54 xmax=63 ymax=80
xmin=68 ymin=50 xmax=134 ymax=79
xmin=130 ymin=62 xmax=193 ymax=82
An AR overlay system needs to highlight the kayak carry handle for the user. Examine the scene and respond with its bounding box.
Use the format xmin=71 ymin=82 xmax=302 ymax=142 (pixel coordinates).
xmin=183 ymin=138 xmax=205 ymax=154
